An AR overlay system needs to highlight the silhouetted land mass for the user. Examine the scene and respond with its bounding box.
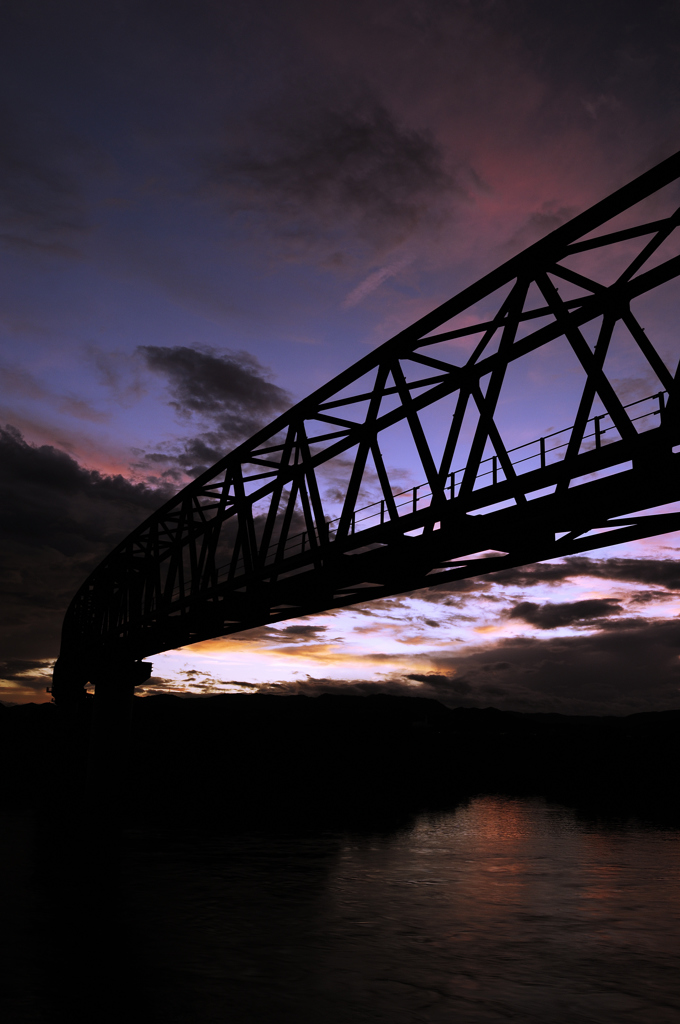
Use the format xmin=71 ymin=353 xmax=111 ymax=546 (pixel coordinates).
xmin=3 ymin=694 xmax=680 ymax=1023
xmin=3 ymin=693 xmax=680 ymax=825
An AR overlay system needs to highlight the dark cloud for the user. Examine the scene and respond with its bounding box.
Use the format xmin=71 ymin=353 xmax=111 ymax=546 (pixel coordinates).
xmin=499 ymin=561 xmax=680 ymax=593
xmin=137 ymin=345 xmax=290 ymax=477
xmin=575 ymin=557 xmax=680 ymax=590
xmin=507 ymin=598 xmax=623 ymax=629
xmin=137 ymin=672 xmax=260 ymax=698
xmin=422 ymin=556 xmax=680 ymax=603
xmin=589 ymin=616 xmax=650 ymax=632
xmin=250 ymin=675 xmax=425 ymax=700
xmin=203 ymin=95 xmax=457 ymax=259
xmin=139 ymin=345 xmax=287 ymax=425
xmin=417 ymin=618 xmax=680 ymax=715
xmin=276 ymin=625 xmax=328 ymax=640
xmin=407 ymin=672 xmax=473 ymax=695
xmin=630 ymin=590 xmax=676 ymax=605
xmin=231 ymin=623 xmax=333 ymax=646
xmin=0 ymin=425 xmax=170 ymax=684
xmin=132 ymin=436 xmax=229 ymax=485
xmin=411 ymin=577 xmax=491 ymax=604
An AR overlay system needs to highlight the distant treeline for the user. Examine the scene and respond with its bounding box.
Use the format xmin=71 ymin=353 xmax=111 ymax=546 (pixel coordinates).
xmin=3 ymin=693 xmax=680 ymax=826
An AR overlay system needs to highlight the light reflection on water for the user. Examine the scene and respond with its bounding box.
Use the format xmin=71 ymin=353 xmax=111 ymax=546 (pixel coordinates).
xmin=122 ymin=796 xmax=680 ymax=1023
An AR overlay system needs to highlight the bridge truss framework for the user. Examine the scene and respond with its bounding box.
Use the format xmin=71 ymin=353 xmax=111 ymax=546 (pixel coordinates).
xmin=53 ymin=151 xmax=680 ymax=702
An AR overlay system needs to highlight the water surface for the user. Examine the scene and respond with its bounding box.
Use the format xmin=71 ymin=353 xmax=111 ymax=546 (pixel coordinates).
xmin=116 ymin=796 xmax=680 ymax=1023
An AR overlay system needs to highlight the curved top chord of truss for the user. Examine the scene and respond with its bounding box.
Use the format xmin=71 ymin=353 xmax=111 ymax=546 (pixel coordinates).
xmin=52 ymin=150 xmax=680 ymax=703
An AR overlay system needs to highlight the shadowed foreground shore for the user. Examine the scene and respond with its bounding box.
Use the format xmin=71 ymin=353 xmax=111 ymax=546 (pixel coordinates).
xmin=3 ymin=692 xmax=680 ymax=824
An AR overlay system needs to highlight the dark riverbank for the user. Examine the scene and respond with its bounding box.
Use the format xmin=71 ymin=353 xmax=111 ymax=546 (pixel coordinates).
xmin=3 ymin=693 xmax=680 ymax=825
xmin=2 ymin=694 xmax=680 ymax=1023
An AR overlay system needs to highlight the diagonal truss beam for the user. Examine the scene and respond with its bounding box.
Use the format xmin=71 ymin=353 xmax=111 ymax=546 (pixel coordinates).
xmin=51 ymin=149 xmax=680 ymax=704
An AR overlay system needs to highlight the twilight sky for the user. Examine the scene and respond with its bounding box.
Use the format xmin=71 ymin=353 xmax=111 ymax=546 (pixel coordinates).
xmin=2 ymin=0 xmax=680 ymax=711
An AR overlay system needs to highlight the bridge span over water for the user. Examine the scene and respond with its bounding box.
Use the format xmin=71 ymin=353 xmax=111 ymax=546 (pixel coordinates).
xmin=53 ymin=151 xmax=680 ymax=704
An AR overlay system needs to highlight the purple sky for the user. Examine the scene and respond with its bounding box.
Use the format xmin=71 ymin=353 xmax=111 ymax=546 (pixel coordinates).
xmin=2 ymin=0 xmax=680 ymax=710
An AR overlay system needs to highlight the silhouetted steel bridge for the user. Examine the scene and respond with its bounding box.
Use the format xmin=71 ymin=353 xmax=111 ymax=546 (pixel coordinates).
xmin=52 ymin=151 xmax=680 ymax=703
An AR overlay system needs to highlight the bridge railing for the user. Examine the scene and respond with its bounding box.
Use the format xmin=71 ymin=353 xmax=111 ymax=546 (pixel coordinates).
xmin=210 ymin=390 xmax=667 ymax=585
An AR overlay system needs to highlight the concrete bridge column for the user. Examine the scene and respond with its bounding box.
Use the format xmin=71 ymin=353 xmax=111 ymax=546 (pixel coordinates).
xmin=86 ymin=660 xmax=152 ymax=810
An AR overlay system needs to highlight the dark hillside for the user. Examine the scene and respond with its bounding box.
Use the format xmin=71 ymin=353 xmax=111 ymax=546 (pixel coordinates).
xmin=3 ymin=693 xmax=680 ymax=825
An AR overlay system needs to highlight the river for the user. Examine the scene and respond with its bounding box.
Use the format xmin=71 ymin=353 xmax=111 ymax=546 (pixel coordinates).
xmin=4 ymin=795 xmax=680 ymax=1022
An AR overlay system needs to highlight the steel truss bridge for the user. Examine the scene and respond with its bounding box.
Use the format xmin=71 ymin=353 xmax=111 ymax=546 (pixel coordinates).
xmin=53 ymin=151 xmax=680 ymax=703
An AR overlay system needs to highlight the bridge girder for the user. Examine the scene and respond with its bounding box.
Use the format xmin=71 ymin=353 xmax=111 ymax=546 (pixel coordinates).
xmin=52 ymin=151 xmax=680 ymax=703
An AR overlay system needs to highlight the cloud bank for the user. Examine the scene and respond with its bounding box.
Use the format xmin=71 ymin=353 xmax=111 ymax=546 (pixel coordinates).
xmin=0 ymin=425 xmax=169 ymax=697
xmin=136 ymin=345 xmax=290 ymax=479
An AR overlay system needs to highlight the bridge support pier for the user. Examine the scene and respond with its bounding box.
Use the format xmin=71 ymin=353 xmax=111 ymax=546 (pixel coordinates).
xmin=86 ymin=660 xmax=153 ymax=809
